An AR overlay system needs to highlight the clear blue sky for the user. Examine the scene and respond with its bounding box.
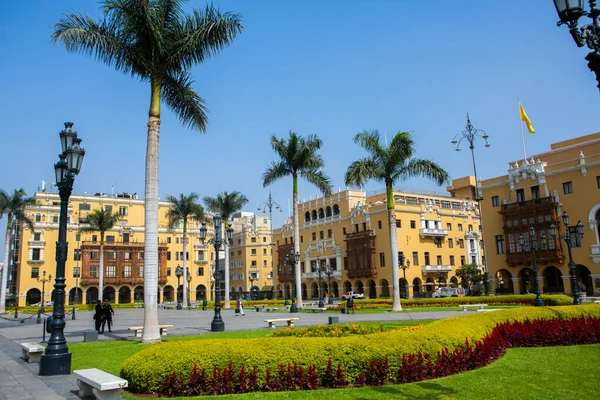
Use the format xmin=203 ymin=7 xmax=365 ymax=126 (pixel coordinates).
xmin=1 ymin=0 xmax=599 ymax=259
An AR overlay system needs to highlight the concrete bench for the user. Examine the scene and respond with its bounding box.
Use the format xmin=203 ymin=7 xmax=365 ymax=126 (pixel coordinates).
xmin=305 ymin=307 xmax=327 ymax=313
xmin=20 ymin=342 xmax=45 ymax=363
xmin=128 ymin=324 xmax=174 ymax=337
xmin=458 ymin=303 xmax=488 ymax=311
xmin=477 ymin=308 xmax=502 ymax=313
xmin=265 ymin=318 xmax=299 ymax=329
xmin=73 ymin=368 xmax=128 ymax=400
xmin=265 ymin=307 xmax=282 ymax=312
xmin=254 ymin=305 xmax=267 ymax=312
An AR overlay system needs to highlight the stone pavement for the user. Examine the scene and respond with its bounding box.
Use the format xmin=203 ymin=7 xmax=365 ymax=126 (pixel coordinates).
xmin=0 ymin=306 xmax=467 ymax=399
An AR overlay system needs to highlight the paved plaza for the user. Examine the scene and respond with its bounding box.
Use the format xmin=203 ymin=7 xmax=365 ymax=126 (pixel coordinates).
xmin=0 ymin=307 xmax=466 ymax=399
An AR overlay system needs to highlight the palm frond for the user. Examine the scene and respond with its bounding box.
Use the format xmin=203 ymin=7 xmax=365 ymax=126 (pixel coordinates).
xmin=300 ymin=169 xmax=333 ymax=196
xmin=203 ymin=191 xmax=248 ymax=219
xmin=396 ymin=158 xmax=451 ymax=186
xmin=353 ymin=130 xmax=383 ymax=157
xmin=165 ymin=192 xmax=204 ymax=231
xmin=263 ymin=161 xmax=291 ymax=187
xmin=388 ymin=132 xmax=414 ymax=164
xmin=269 ymin=135 xmax=289 ymax=161
xmin=345 ymin=158 xmax=381 ymax=187
xmin=80 ymin=209 xmax=121 ymax=234
xmin=162 ymin=71 xmax=208 ymax=131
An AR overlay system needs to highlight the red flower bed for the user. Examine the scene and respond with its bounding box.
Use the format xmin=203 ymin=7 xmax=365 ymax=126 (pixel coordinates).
xmin=158 ymin=316 xmax=600 ymax=396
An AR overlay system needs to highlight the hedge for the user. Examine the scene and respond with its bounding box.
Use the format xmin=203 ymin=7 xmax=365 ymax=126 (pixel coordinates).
xmin=120 ymin=304 xmax=600 ymax=393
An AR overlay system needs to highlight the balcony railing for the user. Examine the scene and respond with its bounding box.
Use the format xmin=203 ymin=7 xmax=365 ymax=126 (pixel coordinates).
xmin=421 ymin=265 xmax=453 ymax=273
xmin=301 ymin=270 xmax=342 ymax=280
xmin=501 ymin=196 xmax=556 ymax=211
xmin=419 ymin=228 xmax=448 ymax=238
xmin=345 ymin=230 xmax=375 ymax=240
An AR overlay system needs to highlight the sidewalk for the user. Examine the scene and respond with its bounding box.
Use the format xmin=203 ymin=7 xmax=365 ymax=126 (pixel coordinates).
xmin=0 ymin=307 xmax=466 ymax=399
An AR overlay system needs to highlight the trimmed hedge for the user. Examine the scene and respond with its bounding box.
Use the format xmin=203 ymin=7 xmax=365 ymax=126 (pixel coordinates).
xmin=120 ymin=304 xmax=600 ymax=393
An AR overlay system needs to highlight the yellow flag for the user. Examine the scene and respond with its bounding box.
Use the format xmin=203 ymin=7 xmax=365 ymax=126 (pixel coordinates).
xmin=519 ymin=103 xmax=535 ymax=134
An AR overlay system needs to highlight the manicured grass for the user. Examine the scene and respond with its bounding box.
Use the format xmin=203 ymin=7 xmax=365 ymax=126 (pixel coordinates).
xmin=119 ymin=344 xmax=600 ymax=399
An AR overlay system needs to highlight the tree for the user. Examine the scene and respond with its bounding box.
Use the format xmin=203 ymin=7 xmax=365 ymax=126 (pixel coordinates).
xmin=165 ymin=193 xmax=204 ymax=308
xmin=454 ymin=263 xmax=482 ymax=295
xmin=263 ymin=132 xmax=332 ymax=308
xmin=52 ymin=0 xmax=243 ymax=343
xmin=203 ymin=191 xmax=248 ymax=308
xmin=0 ymin=189 xmax=36 ymax=313
xmin=80 ymin=208 xmax=121 ymax=301
xmin=345 ymin=130 xmax=450 ymax=311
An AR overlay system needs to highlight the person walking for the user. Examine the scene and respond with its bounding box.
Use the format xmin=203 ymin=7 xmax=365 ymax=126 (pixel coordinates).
xmin=94 ymin=300 xmax=103 ymax=333
xmin=235 ymin=296 xmax=245 ymax=316
xmin=101 ymin=299 xmax=115 ymax=333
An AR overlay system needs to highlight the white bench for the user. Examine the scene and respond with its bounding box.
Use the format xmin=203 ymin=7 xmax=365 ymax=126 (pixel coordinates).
xmin=458 ymin=303 xmax=488 ymax=311
xmin=265 ymin=307 xmax=282 ymax=312
xmin=265 ymin=318 xmax=299 ymax=329
xmin=305 ymin=307 xmax=327 ymax=313
xmin=73 ymin=368 xmax=128 ymax=400
xmin=20 ymin=342 xmax=45 ymax=363
xmin=477 ymin=308 xmax=501 ymax=313
xmin=128 ymin=324 xmax=174 ymax=337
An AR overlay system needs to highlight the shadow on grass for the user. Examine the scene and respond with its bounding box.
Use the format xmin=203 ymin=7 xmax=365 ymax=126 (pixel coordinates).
xmin=355 ymin=381 xmax=456 ymax=400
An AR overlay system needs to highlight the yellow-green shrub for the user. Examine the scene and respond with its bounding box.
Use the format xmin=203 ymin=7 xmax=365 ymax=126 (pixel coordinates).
xmin=120 ymin=304 xmax=600 ymax=393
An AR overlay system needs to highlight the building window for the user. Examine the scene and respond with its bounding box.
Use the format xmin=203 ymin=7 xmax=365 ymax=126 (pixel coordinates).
xmin=491 ymin=196 xmax=500 ymax=207
xmin=251 ymin=237 xmax=257 ymax=243
xmin=53 ymin=215 xmax=59 ymax=223
xmin=123 ymin=265 xmax=132 ymax=278
xmin=412 ymin=252 xmax=419 ymax=266
xmin=410 ymin=220 xmax=416 ymax=229
xmin=198 ymin=267 xmax=204 ymax=276
xmin=468 ymin=225 xmax=473 ymax=232
xmin=79 ymin=203 xmax=90 ymax=211
xmin=446 ymin=223 xmax=452 ymax=231
xmin=327 ymin=229 xmax=332 ymax=238
xmin=448 ymin=238 xmax=453 ymax=248
xmin=104 ymin=205 xmax=113 ymax=212
xmin=34 ymin=232 xmax=41 ymax=241
xmin=263 ymin=248 xmax=267 ymax=255
xmin=496 ymin=235 xmax=505 ymax=254
xmin=138 ymin=266 xmax=144 ymax=277
xmin=90 ymin=265 xmax=98 ymax=278
xmin=106 ymin=235 xmax=115 ymax=243
xmin=436 ymin=255 xmax=442 ymax=265
xmin=31 ymin=267 xmax=39 ymax=279
xmin=107 ymin=251 xmax=116 ymax=260
xmin=139 ymin=252 xmax=144 ymax=260
xmin=563 ymin=181 xmax=573 ymax=194
xmin=449 ymin=255 xmax=455 ymax=265
xmin=73 ymin=266 xmax=80 ymax=278
xmin=90 ymin=251 xmax=99 ymax=260
xmin=436 ymin=239 xmax=442 ymax=248
xmin=459 ymin=239 xmax=465 ymax=248
xmin=263 ymin=237 xmax=267 ymax=242
xmin=396 ymin=220 xmax=401 ymax=228
xmin=167 ymin=237 xmax=171 ymax=244
xmin=379 ymin=252 xmax=385 ymax=267
xmin=31 ymin=248 xmax=41 ymax=261
xmin=119 ymin=206 xmax=128 ymax=216
xmin=251 ymin=249 xmax=257 ymax=255
xmin=166 ymin=252 xmax=171 ymax=261
xmin=312 ymin=232 xmax=316 ymax=240
xmin=460 ymin=255 xmax=466 ymax=265
xmin=378 ymin=220 xmax=382 ymax=229
xmin=516 ymin=188 xmax=525 ymax=202
xmin=320 ymin=231 xmax=325 ymax=239
xmin=424 ymin=252 xmax=430 ymax=265
xmin=343 ymin=257 xmax=348 ymax=270
xmin=167 ymin=267 xmax=171 ymax=276
xmin=74 ymin=249 xmax=81 ymax=261
xmin=92 ymin=235 xmax=98 ymax=242
xmin=568 ymin=226 xmax=582 ymax=247
xmin=458 ymin=224 xmax=463 ymax=232
xmin=35 ymin=214 xmax=41 ymax=222
xmin=597 ymin=176 xmax=600 ymax=188
xmin=106 ymin=266 xmax=116 ymax=277
xmin=251 ymin=260 xmax=257 ymax=267
xmin=123 ymin=233 xmax=129 ymax=243
xmin=531 ymin=186 xmax=540 ymax=200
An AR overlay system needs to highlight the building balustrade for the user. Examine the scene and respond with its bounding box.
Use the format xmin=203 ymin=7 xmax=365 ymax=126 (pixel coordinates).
xmin=501 ymin=196 xmax=556 ymax=211
xmin=421 ymin=265 xmax=453 ymax=273
xmin=419 ymin=227 xmax=448 ymax=238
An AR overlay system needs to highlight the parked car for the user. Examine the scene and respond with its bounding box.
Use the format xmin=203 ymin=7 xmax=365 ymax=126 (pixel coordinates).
xmin=431 ymin=288 xmax=463 ymax=298
xmin=341 ymin=291 xmax=364 ymax=300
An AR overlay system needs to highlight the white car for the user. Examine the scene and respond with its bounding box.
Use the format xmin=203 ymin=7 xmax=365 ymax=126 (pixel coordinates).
xmin=341 ymin=291 xmax=364 ymax=300
xmin=431 ymin=288 xmax=462 ymax=298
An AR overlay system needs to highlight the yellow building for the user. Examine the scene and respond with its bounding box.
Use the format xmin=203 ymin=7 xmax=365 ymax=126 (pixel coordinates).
xmin=475 ymin=132 xmax=600 ymax=296
xmin=272 ymin=188 xmax=482 ymax=300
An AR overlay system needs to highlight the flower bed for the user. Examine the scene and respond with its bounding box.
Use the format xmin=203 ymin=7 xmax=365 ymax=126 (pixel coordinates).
xmin=120 ymin=304 xmax=600 ymax=394
xmin=272 ymin=323 xmax=423 ymax=338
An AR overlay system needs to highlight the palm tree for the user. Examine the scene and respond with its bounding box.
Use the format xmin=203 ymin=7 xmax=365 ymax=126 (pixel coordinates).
xmin=165 ymin=193 xmax=204 ymax=308
xmin=80 ymin=208 xmax=121 ymax=302
xmin=0 ymin=189 xmax=35 ymax=313
xmin=52 ymin=0 xmax=243 ymax=342
xmin=263 ymin=132 xmax=332 ymax=308
xmin=203 ymin=191 xmax=248 ymax=308
xmin=345 ymin=130 xmax=450 ymax=311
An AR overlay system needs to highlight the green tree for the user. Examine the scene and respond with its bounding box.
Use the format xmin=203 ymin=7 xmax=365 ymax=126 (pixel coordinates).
xmin=52 ymin=0 xmax=243 ymax=343
xmin=455 ymin=262 xmax=482 ymax=295
xmin=80 ymin=208 xmax=121 ymax=301
xmin=263 ymin=132 xmax=332 ymax=308
xmin=345 ymin=130 xmax=450 ymax=311
xmin=0 ymin=189 xmax=36 ymax=313
xmin=165 ymin=193 xmax=204 ymax=308
xmin=203 ymin=191 xmax=248 ymax=308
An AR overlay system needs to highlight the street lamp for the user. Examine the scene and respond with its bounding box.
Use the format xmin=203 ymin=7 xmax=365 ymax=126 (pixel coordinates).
xmin=37 ymin=271 xmax=52 ymax=315
xmin=72 ymin=232 xmax=81 ymax=320
xmin=549 ymin=211 xmax=585 ymax=305
xmin=398 ymin=254 xmax=410 ymax=299
xmin=249 ymin=274 xmax=255 ymax=300
xmin=316 ymin=257 xmax=324 ymax=308
xmin=518 ymin=227 xmax=546 ymax=306
xmin=40 ymin=122 xmax=85 ymax=376
xmin=200 ymin=216 xmax=233 ymax=332
xmin=187 ymin=272 xmax=192 ymax=308
xmin=553 ymin=0 xmax=600 ymax=90
xmin=286 ymin=251 xmax=300 ymax=313
xmin=451 ymin=115 xmax=491 ymax=295
xmin=175 ymin=265 xmax=183 ymax=310
xmin=323 ymin=263 xmax=334 ymax=304
xmin=258 ymin=191 xmax=282 ymax=297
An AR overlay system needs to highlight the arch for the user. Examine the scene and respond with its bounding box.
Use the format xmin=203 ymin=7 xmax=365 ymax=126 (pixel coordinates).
xmin=332 ymin=281 xmax=339 ymax=298
xmin=343 ymin=280 xmax=352 ymax=294
xmin=86 ymin=287 xmax=99 ymax=304
xmin=326 ymin=206 xmax=332 ymax=217
xmin=450 ymin=276 xmax=459 ymax=287
xmin=238 ymin=286 xmax=243 ymax=295
xmin=368 ymin=279 xmax=377 ymax=298
xmin=68 ymin=287 xmax=83 ymax=305
xmin=118 ymin=286 xmax=131 ymax=304
xmin=576 ymin=264 xmax=593 ymax=295
xmin=102 ymin=286 xmax=115 ymax=303
xmin=380 ymin=279 xmax=390 ymax=298
xmin=495 ymin=269 xmax=514 ymax=294
xmin=301 ymin=283 xmax=307 ymax=300
xmin=311 ymin=210 xmax=317 ymax=221
xmin=519 ymin=268 xmax=534 ymax=294
xmin=134 ymin=286 xmax=144 ymax=302
xmin=163 ymin=285 xmax=174 ymax=302
xmin=305 ymin=211 xmax=311 ymax=223
xmin=541 ymin=266 xmax=563 ymax=293
xmin=196 ymin=284 xmax=207 ymax=300
xmin=26 ymin=288 xmax=41 ymax=306
xmin=355 ymin=280 xmax=364 ymax=294
xmin=398 ymin=278 xmax=407 ymax=298
xmin=412 ymin=278 xmax=422 ymax=297
xmin=310 ymin=282 xmax=319 ymax=298
xmin=333 ymin=204 xmax=340 ymax=216
xmin=318 ymin=208 xmax=325 ymax=219
xmin=425 ymin=277 xmax=434 ymax=293
xmin=588 ymin=202 xmax=600 ymax=245
xmin=322 ymin=282 xmax=329 ymax=297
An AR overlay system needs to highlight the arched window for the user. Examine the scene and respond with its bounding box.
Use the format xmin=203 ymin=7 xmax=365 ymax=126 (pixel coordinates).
xmin=35 ymin=213 xmax=41 ymax=222
xmin=318 ymin=208 xmax=325 ymax=219
xmin=311 ymin=210 xmax=317 ymax=220
xmin=333 ymin=205 xmax=340 ymax=216
xmin=326 ymin=206 xmax=332 ymax=217
xmin=305 ymin=212 xmax=311 ymax=222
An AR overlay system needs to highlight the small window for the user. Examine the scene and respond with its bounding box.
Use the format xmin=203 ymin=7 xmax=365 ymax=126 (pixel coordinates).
xmin=53 ymin=215 xmax=59 ymax=223
xmin=395 ymin=220 xmax=401 ymax=228
xmin=263 ymin=237 xmax=267 ymax=242
xmin=119 ymin=206 xmax=128 ymax=216
xmin=412 ymin=252 xmax=419 ymax=265
xmin=436 ymin=255 xmax=442 ymax=265
xmin=106 ymin=235 xmax=115 ymax=243
xmin=563 ymin=181 xmax=573 ymax=194
xmin=251 ymin=237 xmax=257 ymax=243
xmin=104 ymin=205 xmax=113 ymax=212
xmin=320 ymin=231 xmax=325 ymax=239
xmin=460 ymin=255 xmax=466 ymax=265
xmin=516 ymin=188 xmax=525 ymax=202
xmin=123 ymin=265 xmax=131 ymax=277
xmin=263 ymin=248 xmax=267 ymax=255
xmin=300 ymin=236 xmax=303 ymax=243
xmin=198 ymin=267 xmax=204 ymax=276
xmin=73 ymin=249 xmax=81 ymax=261
xmin=327 ymin=229 xmax=332 ymax=238
xmin=449 ymin=255 xmax=455 ymax=266
xmin=31 ymin=248 xmax=41 ymax=261
xmin=251 ymin=249 xmax=257 ymax=255
xmin=459 ymin=239 xmax=465 ymax=248
xmin=362 ymin=222 xmax=367 ymax=231
xmin=167 ymin=237 xmax=171 ymax=244
xmin=79 ymin=203 xmax=91 ymax=211
xmin=491 ymin=196 xmax=500 ymax=207
xmin=458 ymin=224 xmax=463 ymax=232
xmin=496 ymin=235 xmax=505 ymax=255
xmin=448 ymin=239 xmax=453 ymax=248
xmin=251 ymin=260 xmax=257 ymax=267
xmin=90 ymin=265 xmax=98 ymax=278
xmin=33 ymin=233 xmax=41 ymax=241
xmin=73 ymin=266 xmax=80 ymax=278
xmin=343 ymin=227 xmax=347 ymax=235
xmin=410 ymin=220 xmax=416 ymax=229
xmin=468 ymin=225 xmax=473 ymax=232
xmin=167 ymin=267 xmax=171 ymax=276
xmin=123 ymin=233 xmax=129 ymax=243
xmin=446 ymin=223 xmax=452 ymax=231
xmin=379 ymin=252 xmax=385 ymax=267
xmin=531 ymin=186 xmax=540 ymax=200
xmin=424 ymin=252 xmax=430 ymax=265
xmin=312 ymin=232 xmax=316 ymax=240
xmin=92 ymin=235 xmax=98 ymax=242
xmin=378 ymin=220 xmax=382 ymax=229
xmin=31 ymin=267 xmax=39 ymax=279
xmin=167 ymin=252 xmax=171 ymax=261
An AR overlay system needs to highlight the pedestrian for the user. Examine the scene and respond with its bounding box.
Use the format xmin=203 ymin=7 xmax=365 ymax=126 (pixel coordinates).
xmin=94 ymin=300 xmax=103 ymax=333
xmin=101 ymin=299 xmax=114 ymax=333
xmin=235 ymin=296 xmax=245 ymax=316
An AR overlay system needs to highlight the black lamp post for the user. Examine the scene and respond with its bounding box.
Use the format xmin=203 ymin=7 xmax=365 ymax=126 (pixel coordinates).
xmin=187 ymin=272 xmax=192 ymax=308
xmin=175 ymin=265 xmax=183 ymax=310
xmin=258 ymin=191 xmax=282 ymax=296
xmin=37 ymin=271 xmax=52 ymax=314
xmin=553 ymin=0 xmax=600 ymax=90
xmin=549 ymin=211 xmax=585 ymax=305
xmin=317 ymin=257 xmax=324 ymax=308
xmin=324 ymin=263 xmax=334 ymax=304
xmin=200 ymin=216 xmax=233 ymax=332
xmin=286 ymin=251 xmax=300 ymax=313
xmin=518 ymin=227 xmax=546 ymax=306
xmin=40 ymin=122 xmax=85 ymax=376
xmin=398 ymin=255 xmax=410 ymax=299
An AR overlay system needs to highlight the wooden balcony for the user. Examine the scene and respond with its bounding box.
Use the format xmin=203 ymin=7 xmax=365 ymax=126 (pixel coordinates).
xmin=505 ymin=249 xmax=564 ymax=267
xmin=500 ymin=196 xmax=557 ymax=212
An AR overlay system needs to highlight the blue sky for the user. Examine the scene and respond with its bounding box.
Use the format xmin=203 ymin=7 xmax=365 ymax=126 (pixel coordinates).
xmin=1 ymin=0 xmax=599 ymax=259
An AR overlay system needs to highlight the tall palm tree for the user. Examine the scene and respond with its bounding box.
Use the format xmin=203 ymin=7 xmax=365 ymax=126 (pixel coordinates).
xmin=165 ymin=193 xmax=204 ymax=308
xmin=203 ymin=191 xmax=248 ymax=308
xmin=80 ymin=208 xmax=121 ymax=302
xmin=345 ymin=130 xmax=450 ymax=312
xmin=263 ymin=132 xmax=332 ymax=308
xmin=52 ymin=0 xmax=243 ymax=342
xmin=0 ymin=189 xmax=35 ymax=313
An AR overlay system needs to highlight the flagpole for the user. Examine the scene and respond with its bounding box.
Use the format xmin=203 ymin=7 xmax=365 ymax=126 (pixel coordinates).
xmin=518 ymin=99 xmax=527 ymax=162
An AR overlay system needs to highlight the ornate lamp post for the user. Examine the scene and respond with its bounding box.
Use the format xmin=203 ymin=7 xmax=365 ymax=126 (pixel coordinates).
xmin=40 ymin=122 xmax=85 ymax=376
xmin=553 ymin=0 xmax=600 ymax=90
xmin=451 ymin=115 xmax=491 ymax=295
xmin=175 ymin=265 xmax=183 ymax=310
xmin=258 ymin=191 xmax=282 ymax=295
xmin=398 ymin=254 xmax=410 ymax=299
xmin=518 ymin=227 xmax=546 ymax=306
xmin=324 ymin=263 xmax=334 ymax=304
xmin=316 ymin=257 xmax=324 ymax=308
xmin=549 ymin=211 xmax=585 ymax=305
xmin=200 ymin=216 xmax=233 ymax=332
xmin=37 ymin=271 xmax=52 ymax=314
xmin=286 ymin=251 xmax=300 ymax=313
xmin=187 ymin=272 xmax=192 ymax=308
xmin=249 ymin=275 xmax=255 ymax=300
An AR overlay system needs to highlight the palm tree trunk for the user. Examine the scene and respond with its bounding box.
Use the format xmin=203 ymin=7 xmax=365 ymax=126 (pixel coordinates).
xmin=0 ymin=218 xmax=12 ymax=313
xmin=293 ymin=178 xmax=303 ymax=308
xmin=99 ymin=241 xmax=105 ymax=302
xmin=142 ymin=82 xmax=162 ymax=343
xmin=387 ymin=183 xmax=402 ymax=312
xmin=223 ymin=219 xmax=230 ymax=309
xmin=182 ymin=224 xmax=188 ymax=308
